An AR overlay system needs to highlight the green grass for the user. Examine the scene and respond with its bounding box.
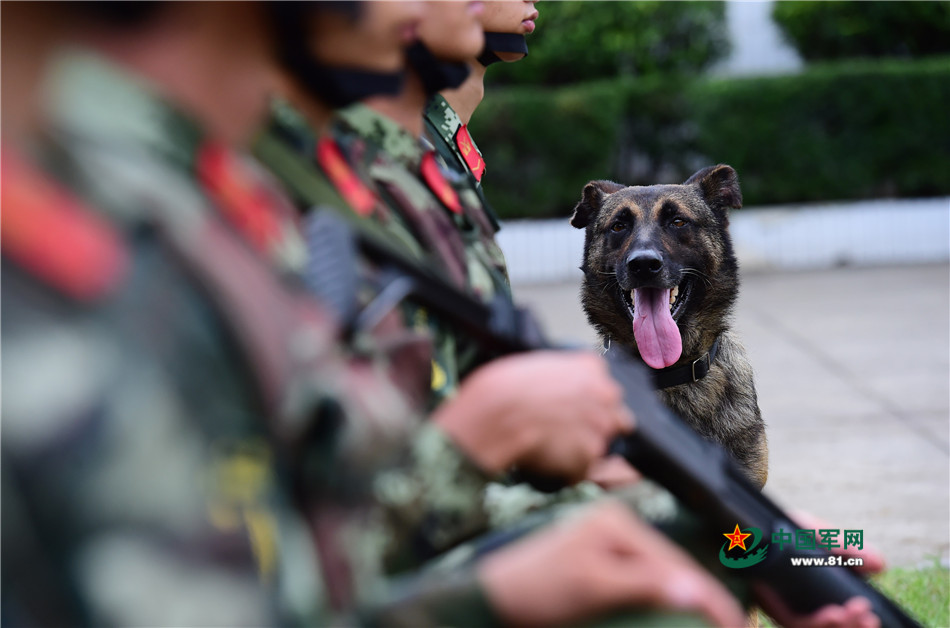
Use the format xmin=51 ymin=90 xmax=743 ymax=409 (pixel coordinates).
xmin=757 ymin=559 xmax=949 ymax=628
xmin=873 ymin=560 xmax=949 ymax=627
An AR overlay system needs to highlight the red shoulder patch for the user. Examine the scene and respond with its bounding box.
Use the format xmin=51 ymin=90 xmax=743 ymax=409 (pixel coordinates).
xmin=420 ymin=152 xmax=462 ymax=215
xmin=1 ymin=148 xmax=128 ymax=301
xmin=196 ymin=141 xmax=287 ymax=255
xmin=454 ymin=124 xmax=485 ymax=182
xmin=316 ymin=137 xmax=377 ymax=218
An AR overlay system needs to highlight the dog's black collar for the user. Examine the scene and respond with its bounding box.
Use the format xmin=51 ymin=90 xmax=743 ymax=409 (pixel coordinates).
xmin=604 ymin=336 xmax=721 ymax=389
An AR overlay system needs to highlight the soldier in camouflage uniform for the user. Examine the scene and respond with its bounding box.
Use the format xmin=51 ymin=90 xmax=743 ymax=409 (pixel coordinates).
xmin=1 ymin=5 xmax=329 ymax=625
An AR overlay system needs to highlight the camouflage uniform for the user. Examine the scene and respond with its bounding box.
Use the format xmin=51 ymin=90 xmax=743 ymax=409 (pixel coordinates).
xmin=1 ymin=50 xmax=500 ymax=626
xmin=333 ymin=103 xmax=510 ymax=304
xmin=424 ymin=94 xmax=500 ymax=231
xmin=255 ymin=101 xmax=500 ymax=572
xmin=1 ymin=145 xmax=326 ymax=626
xmin=261 ymin=100 xmax=465 ymax=401
xmin=327 ymin=102 xmax=512 ymax=421
xmin=261 ymin=101 xmax=607 ymax=551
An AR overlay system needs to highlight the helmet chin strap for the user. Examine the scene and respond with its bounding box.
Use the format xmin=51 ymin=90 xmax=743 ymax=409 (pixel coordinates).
xmin=406 ymin=43 xmax=472 ymax=97
xmin=477 ymin=32 xmax=529 ymax=67
xmin=269 ymin=3 xmax=407 ymax=108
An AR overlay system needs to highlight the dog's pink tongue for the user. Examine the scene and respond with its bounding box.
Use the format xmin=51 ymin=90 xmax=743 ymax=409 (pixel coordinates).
xmin=632 ymin=288 xmax=682 ymax=369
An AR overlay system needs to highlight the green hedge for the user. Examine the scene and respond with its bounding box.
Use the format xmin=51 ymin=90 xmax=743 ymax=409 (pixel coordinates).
xmin=772 ymin=1 xmax=950 ymax=62
xmin=470 ymin=57 xmax=950 ymax=220
xmin=487 ymin=1 xmax=729 ymax=86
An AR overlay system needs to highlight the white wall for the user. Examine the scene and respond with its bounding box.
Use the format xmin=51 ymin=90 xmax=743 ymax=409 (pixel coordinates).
xmin=713 ymin=0 xmax=803 ymax=77
xmin=497 ymin=198 xmax=950 ymax=284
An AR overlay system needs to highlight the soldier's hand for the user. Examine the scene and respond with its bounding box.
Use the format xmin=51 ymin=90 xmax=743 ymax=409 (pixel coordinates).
xmin=755 ymin=588 xmax=881 ymax=628
xmin=434 ymin=351 xmax=633 ymax=483
xmin=478 ymin=500 xmax=746 ymax=628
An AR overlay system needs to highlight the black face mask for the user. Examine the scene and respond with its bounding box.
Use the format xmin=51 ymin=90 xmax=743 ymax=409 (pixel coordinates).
xmin=406 ymin=42 xmax=471 ymax=97
xmin=477 ymin=32 xmax=529 ymax=67
xmin=281 ymin=57 xmax=406 ymax=109
xmin=269 ymin=3 xmax=406 ymax=108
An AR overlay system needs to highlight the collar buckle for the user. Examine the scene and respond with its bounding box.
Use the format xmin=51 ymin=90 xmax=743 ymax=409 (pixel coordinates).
xmin=691 ymin=352 xmax=711 ymax=382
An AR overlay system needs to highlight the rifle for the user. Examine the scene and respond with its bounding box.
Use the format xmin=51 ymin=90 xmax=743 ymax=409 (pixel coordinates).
xmin=304 ymin=209 xmax=921 ymax=628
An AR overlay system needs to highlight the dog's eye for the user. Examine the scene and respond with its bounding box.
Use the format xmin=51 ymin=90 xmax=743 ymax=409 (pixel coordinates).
xmin=670 ymin=217 xmax=688 ymax=228
xmin=610 ymin=222 xmax=627 ymax=233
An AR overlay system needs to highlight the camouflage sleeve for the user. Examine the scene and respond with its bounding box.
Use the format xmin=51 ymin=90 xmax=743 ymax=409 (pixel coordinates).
xmin=361 ymin=565 xmax=499 ymax=628
xmin=373 ymin=422 xmax=496 ymax=572
xmin=484 ymin=480 xmax=607 ymax=529
xmin=0 ymin=263 xmax=329 ymax=627
xmin=359 ymin=482 xmax=752 ymax=628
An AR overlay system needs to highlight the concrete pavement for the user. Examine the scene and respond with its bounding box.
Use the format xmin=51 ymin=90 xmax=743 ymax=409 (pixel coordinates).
xmin=511 ymin=263 xmax=950 ymax=568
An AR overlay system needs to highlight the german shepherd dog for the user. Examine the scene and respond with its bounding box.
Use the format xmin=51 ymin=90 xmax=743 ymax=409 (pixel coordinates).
xmin=570 ymin=165 xmax=768 ymax=488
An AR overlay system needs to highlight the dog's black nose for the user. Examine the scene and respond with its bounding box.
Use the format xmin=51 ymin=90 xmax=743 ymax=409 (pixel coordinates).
xmin=627 ymin=250 xmax=663 ymax=279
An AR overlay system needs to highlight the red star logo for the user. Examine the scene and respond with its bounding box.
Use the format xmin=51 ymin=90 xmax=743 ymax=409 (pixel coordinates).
xmin=723 ymin=524 xmax=752 ymax=551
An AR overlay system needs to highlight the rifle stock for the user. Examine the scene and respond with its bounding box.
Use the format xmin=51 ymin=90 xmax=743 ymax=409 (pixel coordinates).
xmin=304 ymin=210 xmax=921 ymax=628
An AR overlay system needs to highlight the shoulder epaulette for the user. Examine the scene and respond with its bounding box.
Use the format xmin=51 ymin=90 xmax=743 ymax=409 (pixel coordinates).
xmin=196 ymin=141 xmax=287 ymax=255
xmin=315 ymin=137 xmax=377 ymax=218
xmin=1 ymin=149 xmax=128 ymax=301
xmin=420 ymin=152 xmax=462 ymax=215
xmin=454 ymin=124 xmax=485 ymax=183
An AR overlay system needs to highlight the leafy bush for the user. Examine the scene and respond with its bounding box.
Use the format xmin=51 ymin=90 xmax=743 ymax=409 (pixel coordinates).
xmin=772 ymin=1 xmax=950 ymax=61
xmin=691 ymin=57 xmax=950 ymax=205
xmin=487 ymin=1 xmax=730 ymax=86
xmin=473 ymin=80 xmax=626 ymax=218
xmin=471 ymin=57 xmax=950 ymax=219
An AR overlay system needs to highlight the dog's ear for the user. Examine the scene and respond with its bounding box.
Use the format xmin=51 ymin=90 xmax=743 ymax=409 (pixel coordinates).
xmin=685 ymin=165 xmax=742 ymax=212
xmin=570 ymin=180 xmax=625 ymax=228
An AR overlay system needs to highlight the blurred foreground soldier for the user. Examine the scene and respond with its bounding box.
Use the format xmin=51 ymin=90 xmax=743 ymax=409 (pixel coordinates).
xmin=1 ymin=2 xmax=422 ymax=625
